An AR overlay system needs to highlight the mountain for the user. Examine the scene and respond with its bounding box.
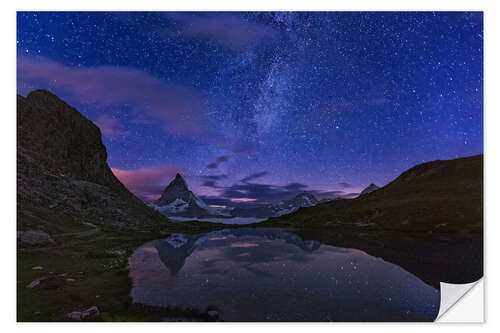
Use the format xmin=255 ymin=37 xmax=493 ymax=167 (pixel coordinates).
xmin=268 ymin=192 xmax=319 ymax=216
xmin=17 ymin=90 xmax=169 ymax=240
xmin=228 ymin=192 xmax=319 ymax=218
xmin=258 ymin=155 xmax=483 ymax=235
xmin=359 ymin=183 xmax=379 ymax=196
xmin=149 ymin=176 xmax=319 ymax=220
xmin=151 ymin=174 xmax=218 ymax=218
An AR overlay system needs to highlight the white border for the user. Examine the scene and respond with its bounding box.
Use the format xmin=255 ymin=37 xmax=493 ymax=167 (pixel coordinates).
xmin=437 ymin=279 xmax=484 ymax=322
xmin=2 ymin=1 xmax=498 ymax=332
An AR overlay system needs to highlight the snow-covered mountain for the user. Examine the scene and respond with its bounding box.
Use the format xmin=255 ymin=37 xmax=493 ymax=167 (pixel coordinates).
xmin=149 ymin=173 xmax=218 ymax=218
xmin=268 ymin=192 xmax=319 ymax=216
xmin=229 ymin=192 xmax=319 ymax=218
xmin=149 ymin=175 xmax=319 ymax=221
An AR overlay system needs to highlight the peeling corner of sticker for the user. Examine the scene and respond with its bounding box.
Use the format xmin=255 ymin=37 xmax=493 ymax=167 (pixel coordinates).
xmin=435 ymin=278 xmax=483 ymax=322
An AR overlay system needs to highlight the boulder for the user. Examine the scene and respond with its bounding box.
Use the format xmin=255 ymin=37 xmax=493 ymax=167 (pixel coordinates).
xmin=65 ymin=306 xmax=100 ymax=321
xmin=81 ymin=306 xmax=100 ymax=319
xmin=66 ymin=312 xmax=82 ymax=320
xmin=17 ymin=230 xmax=55 ymax=246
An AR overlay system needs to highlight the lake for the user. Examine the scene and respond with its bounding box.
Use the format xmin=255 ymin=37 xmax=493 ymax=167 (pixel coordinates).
xmin=129 ymin=228 xmax=440 ymax=321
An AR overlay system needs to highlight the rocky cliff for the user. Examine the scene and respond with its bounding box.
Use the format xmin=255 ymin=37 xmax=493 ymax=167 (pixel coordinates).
xmin=17 ymin=90 xmax=169 ymax=238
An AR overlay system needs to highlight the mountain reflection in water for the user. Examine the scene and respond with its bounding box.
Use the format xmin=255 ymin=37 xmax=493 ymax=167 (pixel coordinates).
xmin=129 ymin=228 xmax=440 ymax=321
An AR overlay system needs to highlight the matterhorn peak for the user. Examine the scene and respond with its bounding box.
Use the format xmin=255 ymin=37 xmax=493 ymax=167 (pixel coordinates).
xmin=153 ymin=173 xmax=211 ymax=217
xmin=156 ymin=174 xmax=191 ymax=205
xmin=171 ymin=173 xmax=187 ymax=186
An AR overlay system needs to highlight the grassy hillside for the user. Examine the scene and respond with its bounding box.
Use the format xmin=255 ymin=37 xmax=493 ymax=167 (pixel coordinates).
xmin=17 ymin=206 xmax=230 ymax=322
xmin=261 ymin=155 xmax=483 ymax=236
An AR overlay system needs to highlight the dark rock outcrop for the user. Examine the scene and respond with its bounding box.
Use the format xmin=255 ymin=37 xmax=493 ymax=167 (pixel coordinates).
xmin=17 ymin=90 xmax=169 ymax=231
xmin=66 ymin=306 xmax=100 ymax=321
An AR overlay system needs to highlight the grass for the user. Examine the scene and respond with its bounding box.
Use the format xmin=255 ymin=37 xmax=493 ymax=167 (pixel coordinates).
xmin=16 ymin=203 xmax=230 ymax=322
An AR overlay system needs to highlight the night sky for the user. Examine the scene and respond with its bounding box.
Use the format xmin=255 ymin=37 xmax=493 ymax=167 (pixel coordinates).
xmin=16 ymin=12 xmax=483 ymax=208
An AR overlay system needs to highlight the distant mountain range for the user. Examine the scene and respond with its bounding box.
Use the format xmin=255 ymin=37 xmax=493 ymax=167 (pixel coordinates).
xmin=149 ymin=174 xmax=321 ymax=219
xmin=258 ymin=154 xmax=483 ymax=235
xmin=229 ymin=192 xmax=319 ymax=218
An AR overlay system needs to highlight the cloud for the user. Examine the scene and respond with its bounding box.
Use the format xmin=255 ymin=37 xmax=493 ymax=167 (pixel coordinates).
xmin=199 ymin=196 xmax=234 ymax=207
xmin=202 ymin=175 xmax=228 ymax=181
xmin=338 ymin=182 xmax=352 ymax=188
xmin=93 ymin=114 xmax=129 ymax=139
xmin=240 ymin=171 xmax=269 ymax=183
xmin=167 ymin=13 xmax=278 ymax=50
xmin=216 ymin=155 xmax=230 ymax=163
xmin=17 ymin=56 xmax=208 ymax=136
xmin=309 ymin=190 xmax=345 ymax=201
xmin=201 ymin=180 xmax=222 ymax=189
xmin=221 ymin=180 xmax=309 ymax=205
xmin=200 ymin=174 xmax=228 ymax=188
xmin=283 ymin=183 xmax=308 ymax=191
xmin=222 ymin=182 xmax=279 ymax=202
xmin=230 ymin=198 xmax=257 ymax=203
xmin=206 ymin=155 xmax=230 ymax=169
xmin=111 ymin=166 xmax=182 ymax=200
xmin=309 ymin=190 xmax=360 ymax=201
xmin=202 ymin=180 xmax=359 ymax=207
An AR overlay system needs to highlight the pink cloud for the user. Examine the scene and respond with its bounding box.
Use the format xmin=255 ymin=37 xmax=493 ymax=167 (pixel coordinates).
xmin=93 ymin=114 xmax=129 ymax=139
xmin=111 ymin=166 xmax=182 ymax=200
xmin=230 ymin=198 xmax=257 ymax=202
xmin=17 ymin=56 xmax=208 ymax=135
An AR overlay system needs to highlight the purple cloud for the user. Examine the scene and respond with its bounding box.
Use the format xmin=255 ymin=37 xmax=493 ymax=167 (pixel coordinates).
xmin=17 ymin=56 xmax=208 ymax=135
xmin=167 ymin=13 xmax=278 ymax=50
xmin=93 ymin=114 xmax=129 ymax=139
xmin=112 ymin=165 xmax=183 ymax=200
xmin=240 ymin=171 xmax=269 ymax=183
xmin=206 ymin=155 xmax=230 ymax=169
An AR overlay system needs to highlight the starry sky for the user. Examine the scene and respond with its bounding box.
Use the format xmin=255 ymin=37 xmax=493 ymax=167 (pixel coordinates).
xmin=17 ymin=12 xmax=483 ymax=208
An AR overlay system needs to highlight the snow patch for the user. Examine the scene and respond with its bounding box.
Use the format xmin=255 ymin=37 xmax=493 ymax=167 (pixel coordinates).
xmin=162 ymin=199 xmax=189 ymax=213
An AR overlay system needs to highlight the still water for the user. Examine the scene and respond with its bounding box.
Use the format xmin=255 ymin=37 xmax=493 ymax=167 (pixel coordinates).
xmin=129 ymin=228 xmax=440 ymax=321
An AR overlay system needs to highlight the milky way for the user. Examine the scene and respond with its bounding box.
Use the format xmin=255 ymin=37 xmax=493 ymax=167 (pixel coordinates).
xmin=16 ymin=12 xmax=483 ymax=207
